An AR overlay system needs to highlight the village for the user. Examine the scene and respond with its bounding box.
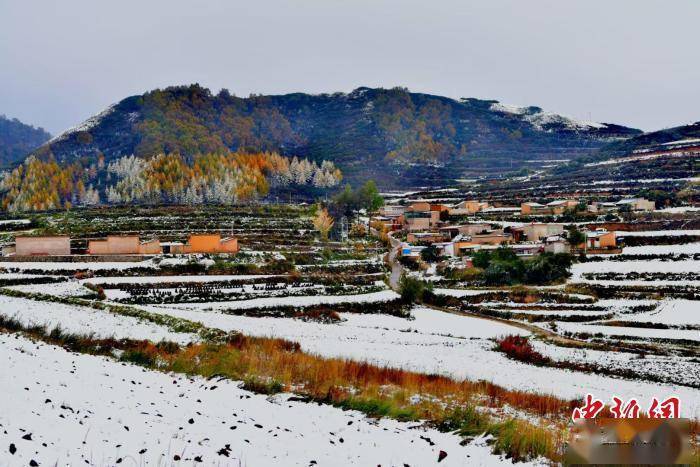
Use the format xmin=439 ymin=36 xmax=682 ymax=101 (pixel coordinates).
xmin=372 ymin=196 xmax=657 ymax=266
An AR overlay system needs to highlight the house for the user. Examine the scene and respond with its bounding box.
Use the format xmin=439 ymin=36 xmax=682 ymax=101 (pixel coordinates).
xmin=585 ymin=230 xmax=616 ymax=250
xmin=161 ymin=241 xmax=185 ymax=254
xmin=433 ymin=242 xmax=456 ymax=257
xmin=438 ymin=223 xmax=492 ymax=239
xmin=371 ymin=215 xmax=403 ymax=232
xmin=521 ymin=200 xmax=578 ymax=216
xmin=400 ymin=243 xmax=425 ymax=259
xmin=544 ymin=236 xmax=571 ymax=254
xmin=587 ymin=201 xmax=619 ymax=214
xmin=406 ymin=231 xmax=447 ymax=244
xmin=453 ymin=242 xmax=502 ymax=257
xmin=15 ymin=236 xmax=71 ymax=256
xmin=469 ymin=230 xmax=512 ymax=245
xmin=449 ymin=200 xmax=490 ymax=216
xmin=183 ymin=234 xmax=239 ymax=254
xmin=88 ymin=236 xmax=161 ymax=255
xmin=378 ymin=205 xmax=408 ymax=218
xmin=511 ymin=243 xmax=544 ymax=257
xmin=511 ymin=223 xmax=565 ymax=242
xmin=458 ymin=223 xmax=494 ymax=236
xmin=615 ymin=198 xmax=655 ymax=212
xmin=403 ymin=202 xmax=441 ymax=231
xmin=481 ymin=206 xmax=520 ymax=214
xmin=521 ymin=202 xmax=549 ymax=215
xmin=546 ymin=199 xmax=579 ymax=215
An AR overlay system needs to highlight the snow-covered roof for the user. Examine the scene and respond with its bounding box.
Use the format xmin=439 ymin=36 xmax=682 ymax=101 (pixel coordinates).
xmin=546 ymin=199 xmax=573 ymax=206
xmin=586 ymin=230 xmax=614 ymax=238
xmin=615 ymin=198 xmax=644 ymax=205
xmin=545 ymin=235 xmax=565 ymax=242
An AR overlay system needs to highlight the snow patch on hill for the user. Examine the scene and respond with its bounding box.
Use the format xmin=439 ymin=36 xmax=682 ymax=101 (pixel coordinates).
xmin=47 ymin=104 xmax=117 ymax=144
xmin=490 ymin=102 xmax=607 ymax=131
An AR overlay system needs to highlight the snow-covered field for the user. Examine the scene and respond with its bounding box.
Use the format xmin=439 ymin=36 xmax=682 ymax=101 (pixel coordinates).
xmin=0 ymin=260 xmax=156 ymax=271
xmin=89 ymin=274 xmax=280 ymax=285
xmin=554 ymin=321 xmax=699 ymax=342
xmin=1 ymin=333 xmax=525 ymax=467
xmin=147 ymin=289 xmax=400 ymax=311
xmin=621 ymin=243 xmax=700 ymax=255
xmin=433 ymin=288 xmax=499 ymax=297
xmin=135 ymin=304 xmax=700 ymax=417
xmin=531 ymin=340 xmax=699 ymax=388
xmin=0 ymin=294 xmax=195 ymax=344
xmin=615 ymin=229 xmax=700 ymax=237
xmin=571 ymin=259 xmax=700 ymax=278
xmin=6 ymin=279 xmax=89 ymax=297
xmin=633 ymin=299 xmax=699 ymax=326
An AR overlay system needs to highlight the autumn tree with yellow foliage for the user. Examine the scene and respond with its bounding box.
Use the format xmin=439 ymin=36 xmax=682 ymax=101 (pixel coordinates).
xmin=312 ymin=206 xmax=335 ymax=241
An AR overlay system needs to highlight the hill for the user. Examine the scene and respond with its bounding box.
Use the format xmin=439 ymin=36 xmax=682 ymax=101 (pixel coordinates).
xmin=34 ymin=84 xmax=641 ymax=188
xmin=545 ymin=121 xmax=700 ymax=184
xmin=599 ymin=121 xmax=700 ymax=157
xmin=0 ymin=114 xmax=51 ymax=166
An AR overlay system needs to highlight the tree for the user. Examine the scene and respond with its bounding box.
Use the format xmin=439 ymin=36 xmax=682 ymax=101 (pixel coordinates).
xmin=471 ymin=250 xmax=492 ymax=269
xmin=420 ymin=244 xmax=442 ymax=263
xmin=357 ymin=180 xmax=384 ymax=212
xmin=312 ymin=206 xmax=335 ymax=240
xmin=566 ymin=227 xmax=586 ymax=247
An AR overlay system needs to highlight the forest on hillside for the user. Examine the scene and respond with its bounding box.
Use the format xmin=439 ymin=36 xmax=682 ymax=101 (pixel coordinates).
xmin=0 ymin=151 xmax=341 ymax=212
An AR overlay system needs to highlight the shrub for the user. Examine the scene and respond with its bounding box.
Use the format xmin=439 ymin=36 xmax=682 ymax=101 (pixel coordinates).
xmin=398 ymin=273 xmax=432 ymax=304
xmin=495 ymin=335 xmax=551 ymax=366
xmin=120 ymin=349 xmax=156 ymax=366
xmin=241 ymin=376 xmax=284 ymax=395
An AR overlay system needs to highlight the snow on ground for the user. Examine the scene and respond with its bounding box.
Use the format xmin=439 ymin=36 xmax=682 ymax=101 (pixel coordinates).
xmin=433 ymin=288 xmax=499 ymax=298
xmin=531 ymin=340 xmax=699 ymax=388
xmin=571 ymin=259 xmax=700 ymax=278
xmin=101 ymin=283 xmax=328 ymax=301
xmin=135 ymin=304 xmax=700 ymax=417
xmin=554 ymin=321 xmax=699 ymax=342
xmin=0 ymin=218 xmax=31 ymax=225
xmin=6 ymin=279 xmax=89 ymax=297
xmin=631 ymin=299 xmax=700 ymax=326
xmin=0 ymin=333 xmax=528 ymax=467
xmin=506 ymin=307 xmax=609 ymax=317
xmin=149 ymin=289 xmax=400 ymax=311
xmin=621 ymin=243 xmax=700 ymax=255
xmin=0 ymin=260 xmax=156 ymax=271
xmin=655 ymin=206 xmax=700 ymax=213
xmin=0 ymin=294 xmax=194 ymax=344
xmin=615 ymin=230 xmax=700 ymax=237
xmin=0 ymin=273 xmax=57 ymax=280
xmin=88 ymin=274 xmax=279 ymax=285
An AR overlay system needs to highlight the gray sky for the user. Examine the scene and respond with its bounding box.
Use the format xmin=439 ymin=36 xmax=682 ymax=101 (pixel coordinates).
xmin=1 ymin=0 xmax=698 ymax=135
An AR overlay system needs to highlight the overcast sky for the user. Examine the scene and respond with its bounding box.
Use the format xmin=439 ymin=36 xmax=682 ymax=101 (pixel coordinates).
xmin=1 ymin=0 xmax=698 ymax=135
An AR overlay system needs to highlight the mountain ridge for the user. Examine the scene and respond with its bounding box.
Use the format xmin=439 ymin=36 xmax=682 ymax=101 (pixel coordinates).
xmin=0 ymin=114 xmax=51 ymax=167
xmin=32 ymin=84 xmax=642 ymax=188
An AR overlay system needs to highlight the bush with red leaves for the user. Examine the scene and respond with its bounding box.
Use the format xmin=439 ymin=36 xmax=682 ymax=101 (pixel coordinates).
xmin=495 ymin=335 xmax=551 ymax=366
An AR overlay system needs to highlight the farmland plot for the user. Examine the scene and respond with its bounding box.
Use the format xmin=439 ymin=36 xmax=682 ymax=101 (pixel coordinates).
xmin=134 ymin=303 xmax=700 ymax=417
xmin=1 ymin=333 xmax=524 ymax=467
